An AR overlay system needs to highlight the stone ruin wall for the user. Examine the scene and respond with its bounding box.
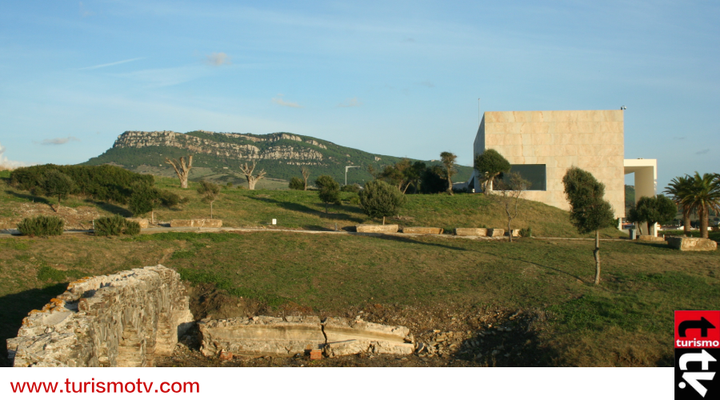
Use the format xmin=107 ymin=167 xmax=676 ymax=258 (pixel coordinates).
xmin=8 ymin=265 xmax=416 ymax=367
xmin=7 ymin=265 xmax=193 ymax=367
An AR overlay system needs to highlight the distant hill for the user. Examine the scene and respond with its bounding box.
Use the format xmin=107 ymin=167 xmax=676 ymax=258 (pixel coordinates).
xmin=83 ymin=130 xmax=473 ymax=186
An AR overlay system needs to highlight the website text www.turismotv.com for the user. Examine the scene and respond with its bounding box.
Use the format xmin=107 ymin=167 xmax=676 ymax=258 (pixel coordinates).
xmin=10 ymin=378 xmax=199 ymax=394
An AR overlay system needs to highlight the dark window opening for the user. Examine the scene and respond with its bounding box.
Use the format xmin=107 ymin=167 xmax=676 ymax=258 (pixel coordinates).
xmin=500 ymin=164 xmax=546 ymax=191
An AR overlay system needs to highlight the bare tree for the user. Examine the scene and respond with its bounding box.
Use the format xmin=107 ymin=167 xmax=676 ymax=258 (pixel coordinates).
xmin=301 ymin=167 xmax=310 ymax=191
xmin=165 ymin=155 xmax=193 ymax=189
xmin=495 ymin=172 xmax=530 ymax=243
xmin=240 ymin=161 xmax=267 ymax=190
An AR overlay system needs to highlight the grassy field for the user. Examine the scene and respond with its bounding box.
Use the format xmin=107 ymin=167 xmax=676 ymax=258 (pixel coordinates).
xmin=1 ymin=230 xmax=718 ymax=366
xmin=1 ymin=174 xmax=624 ymax=238
xmin=4 ymin=171 xmax=714 ymax=367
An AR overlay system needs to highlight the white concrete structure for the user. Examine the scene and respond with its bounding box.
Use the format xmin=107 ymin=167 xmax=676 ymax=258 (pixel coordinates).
xmin=624 ymin=158 xmax=658 ymax=234
xmin=470 ymin=110 xmax=657 ymax=225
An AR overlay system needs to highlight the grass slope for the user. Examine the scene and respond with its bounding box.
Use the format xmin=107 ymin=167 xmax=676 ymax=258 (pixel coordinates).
xmin=1 ymin=232 xmax=717 ymax=366
xmin=1 ymin=174 xmax=622 ymax=237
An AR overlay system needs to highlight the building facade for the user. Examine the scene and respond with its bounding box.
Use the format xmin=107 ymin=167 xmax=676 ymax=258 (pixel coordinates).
xmin=471 ymin=110 xmax=626 ymax=219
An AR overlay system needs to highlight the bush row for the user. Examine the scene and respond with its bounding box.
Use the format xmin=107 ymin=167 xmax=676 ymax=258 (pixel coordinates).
xmin=10 ymin=164 xmax=154 ymax=204
xmin=16 ymin=215 xmax=141 ymax=237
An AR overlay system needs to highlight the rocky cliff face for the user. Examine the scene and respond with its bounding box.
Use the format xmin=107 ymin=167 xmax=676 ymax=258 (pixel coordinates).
xmin=114 ymin=131 xmax=326 ymax=163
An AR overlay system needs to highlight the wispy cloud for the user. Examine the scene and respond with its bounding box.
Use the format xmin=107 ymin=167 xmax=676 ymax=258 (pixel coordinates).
xmin=78 ymin=57 xmax=144 ymax=71
xmin=418 ymin=80 xmax=435 ymax=88
xmin=79 ymin=2 xmax=94 ymax=18
xmin=206 ymin=52 xmax=231 ymax=66
xmin=696 ymin=149 xmax=710 ymax=155
xmin=673 ymin=136 xmax=685 ymax=140
xmin=272 ymin=94 xmax=302 ymax=108
xmin=35 ymin=136 xmax=80 ymax=146
xmin=338 ymin=97 xmax=361 ymax=107
xmin=0 ymin=143 xmax=28 ymax=169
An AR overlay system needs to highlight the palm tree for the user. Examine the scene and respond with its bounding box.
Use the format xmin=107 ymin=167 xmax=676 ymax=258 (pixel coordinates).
xmin=664 ymin=175 xmax=693 ymax=235
xmin=681 ymin=172 xmax=720 ymax=239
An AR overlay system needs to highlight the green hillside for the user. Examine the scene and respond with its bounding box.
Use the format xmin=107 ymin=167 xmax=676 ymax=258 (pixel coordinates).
xmin=82 ymin=131 xmax=474 ymax=187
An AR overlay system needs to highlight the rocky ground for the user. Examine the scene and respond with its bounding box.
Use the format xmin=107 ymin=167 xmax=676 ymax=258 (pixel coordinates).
xmin=0 ymin=203 xmax=101 ymax=230
xmin=157 ymin=284 xmax=557 ymax=367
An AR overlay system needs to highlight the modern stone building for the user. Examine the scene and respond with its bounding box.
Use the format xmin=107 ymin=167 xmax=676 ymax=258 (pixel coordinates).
xmin=470 ymin=110 xmax=656 ymax=223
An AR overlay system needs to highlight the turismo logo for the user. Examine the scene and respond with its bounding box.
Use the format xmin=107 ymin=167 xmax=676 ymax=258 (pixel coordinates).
xmin=675 ymin=311 xmax=719 ymax=399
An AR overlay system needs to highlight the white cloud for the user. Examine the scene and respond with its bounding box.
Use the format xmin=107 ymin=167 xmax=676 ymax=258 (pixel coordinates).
xmin=206 ymin=52 xmax=231 ymax=66
xmin=338 ymin=97 xmax=361 ymax=107
xmin=79 ymin=2 xmax=94 ymax=18
xmin=0 ymin=143 xmax=28 ymax=169
xmin=36 ymin=136 xmax=80 ymax=146
xmin=272 ymin=94 xmax=302 ymax=108
xmin=78 ymin=57 xmax=145 ymax=71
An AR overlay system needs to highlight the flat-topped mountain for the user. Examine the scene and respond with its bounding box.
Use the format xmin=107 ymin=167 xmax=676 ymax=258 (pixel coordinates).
xmin=84 ymin=130 xmax=472 ymax=186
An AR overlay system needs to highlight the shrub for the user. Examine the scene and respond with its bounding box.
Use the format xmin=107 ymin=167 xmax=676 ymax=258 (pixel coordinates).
xmin=41 ymin=170 xmax=77 ymax=211
xmin=158 ymin=190 xmax=185 ymax=208
xmin=341 ymin=184 xmax=361 ymax=193
xmin=289 ymin=177 xmax=304 ymax=190
xmin=124 ymin=220 xmax=141 ymax=235
xmin=17 ymin=216 xmax=64 ymax=236
xmin=519 ymin=227 xmax=532 ymax=238
xmin=94 ymin=216 xmax=140 ymax=236
xmin=10 ymin=164 xmax=153 ymax=204
xmin=315 ymin=175 xmax=341 ymax=213
xmin=359 ymin=180 xmax=406 ymax=224
xmin=129 ymin=184 xmax=158 ymax=216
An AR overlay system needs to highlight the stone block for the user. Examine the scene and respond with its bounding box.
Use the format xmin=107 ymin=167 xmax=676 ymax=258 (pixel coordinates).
xmin=506 ymin=229 xmax=520 ymax=237
xmin=488 ymin=229 xmax=505 ymax=237
xmin=8 ymin=265 xmax=192 ymax=367
xmin=322 ymin=317 xmax=414 ymax=357
xmin=638 ymin=235 xmax=665 ymax=242
xmin=126 ymin=218 xmax=149 ymax=229
xmin=455 ymin=228 xmax=488 ymax=237
xmin=170 ymin=219 xmax=222 ymax=228
xmin=667 ymin=237 xmax=717 ymax=251
xmin=356 ymin=224 xmax=399 ymax=234
xmin=403 ymin=227 xmax=443 ymax=235
xmin=199 ymin=316 xmax=325 ymax=357
xmin=170 ymin=219 xmax=193 ymax=227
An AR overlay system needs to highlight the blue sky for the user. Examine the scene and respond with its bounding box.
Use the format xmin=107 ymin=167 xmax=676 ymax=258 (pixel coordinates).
xmin=1 ymin=1 xmax=718 ymax=190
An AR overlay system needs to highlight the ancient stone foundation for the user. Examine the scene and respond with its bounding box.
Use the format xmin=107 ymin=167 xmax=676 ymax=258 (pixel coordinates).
xmin=488 ymin=229 xmax=505 ymax=237
xmin=403 ymin=227 xmax=443 ymax=235
xmin=8 ymin=265 xmax=193 ymax=367
xmin=170 ymin=219 xmax=222 ymax=228
xmin=667 ymin=237 xmax=717 ymax=251
xmin=126 ymin=218 xmax=149 ymax=229
xmin=199 ymin=316 xmax=414 ymax=358
xmin=355 ymin=224 xmax=399 ymax=234
xmin=455 ymin=228 xmax=488 ymax=237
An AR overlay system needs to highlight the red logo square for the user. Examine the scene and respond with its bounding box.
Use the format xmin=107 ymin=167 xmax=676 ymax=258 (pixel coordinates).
xmin=675 ymin=310 xmax=720 ymax=349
